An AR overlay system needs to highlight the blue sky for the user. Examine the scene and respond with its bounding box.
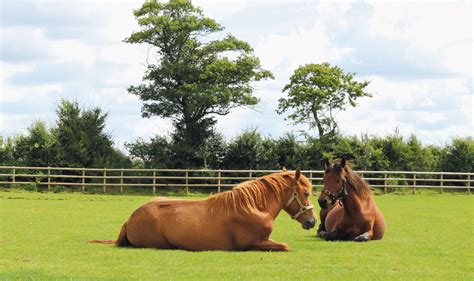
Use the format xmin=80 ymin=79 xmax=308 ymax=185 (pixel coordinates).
xmin=1 ymin=0 xmax=472 ymax=150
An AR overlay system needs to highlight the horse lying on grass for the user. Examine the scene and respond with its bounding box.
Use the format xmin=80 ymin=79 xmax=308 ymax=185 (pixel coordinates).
xmin=317 ymin=159 xmax=385 ymax=242
xmin=91 ymin=169 xmax=316 ymax=251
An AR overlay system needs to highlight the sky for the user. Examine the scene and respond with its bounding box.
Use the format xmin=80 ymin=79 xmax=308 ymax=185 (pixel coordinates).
xmin=1 ymin=0 xmax=472 ymax=151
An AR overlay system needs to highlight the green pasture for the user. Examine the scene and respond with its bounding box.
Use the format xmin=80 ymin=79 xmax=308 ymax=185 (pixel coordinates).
xmin=0 ymin=190 xmax=472 ymax=280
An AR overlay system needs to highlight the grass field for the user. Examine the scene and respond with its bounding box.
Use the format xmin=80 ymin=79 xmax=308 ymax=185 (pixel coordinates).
xmin=0 ymin=190 xmax=472 ymax=280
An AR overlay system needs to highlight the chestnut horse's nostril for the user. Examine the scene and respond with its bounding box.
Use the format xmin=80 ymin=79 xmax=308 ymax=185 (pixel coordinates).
xmin=302 ymin=218 xmax=317 ymax=230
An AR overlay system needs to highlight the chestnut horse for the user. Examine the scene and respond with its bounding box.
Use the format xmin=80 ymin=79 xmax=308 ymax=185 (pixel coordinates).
xmin=95 ymin=169 xmax=316 ymax=251
xmin=317 ymin=159 xmax=385 ymax=242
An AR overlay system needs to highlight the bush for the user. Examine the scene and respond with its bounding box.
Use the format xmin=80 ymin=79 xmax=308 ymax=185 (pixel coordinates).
xmin=51 ymin=186 xmax=66 ymax=193
xmin=22 ymin=183 xmax=37 ymax=192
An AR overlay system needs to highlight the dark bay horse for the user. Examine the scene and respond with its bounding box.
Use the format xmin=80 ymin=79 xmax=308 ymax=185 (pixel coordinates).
xmin=317 ymin=159 xmax=385 ymax=242
xmin=95 ymin=169 xmax=316 ymax=251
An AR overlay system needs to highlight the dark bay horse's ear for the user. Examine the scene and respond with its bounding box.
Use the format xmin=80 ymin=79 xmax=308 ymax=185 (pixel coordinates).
xmin=282 ymin=167 xmax=288 ymax=172
xmin=325 ymin=159 xmax=331 ymax=169
xmin=340 ymin=158 xmax=346 ymax=168
xmin=295 ymin=168 xmax=301 ymax=181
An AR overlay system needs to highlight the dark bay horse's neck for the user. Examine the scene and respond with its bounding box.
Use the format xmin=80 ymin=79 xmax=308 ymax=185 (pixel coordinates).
xmin=341 ymin=186 xmax=364 ymax=215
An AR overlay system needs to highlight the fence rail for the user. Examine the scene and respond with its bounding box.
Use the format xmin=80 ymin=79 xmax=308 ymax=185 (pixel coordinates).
xmin=0 ymin=166 xmax=471 ymax=195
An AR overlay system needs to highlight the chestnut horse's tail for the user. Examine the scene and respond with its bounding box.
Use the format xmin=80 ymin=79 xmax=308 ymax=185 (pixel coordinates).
xmin=114 ymin=222 xmax=131 ymax=247
xmin=89 ymin=239 xmax=116 ymax=244
xmin=88 ymin=222 xmax=131 ymax=247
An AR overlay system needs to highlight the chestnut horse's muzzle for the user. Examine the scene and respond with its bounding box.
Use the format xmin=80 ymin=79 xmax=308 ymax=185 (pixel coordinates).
xmin=302 ymin=217 xmax=317 ymax=230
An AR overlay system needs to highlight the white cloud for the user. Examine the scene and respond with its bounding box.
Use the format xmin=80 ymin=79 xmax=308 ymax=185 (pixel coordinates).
xmin=1 ymin=0 xmax=472 ymax=148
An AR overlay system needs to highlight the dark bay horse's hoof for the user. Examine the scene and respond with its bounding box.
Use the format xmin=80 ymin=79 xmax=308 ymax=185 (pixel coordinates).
xmin=354 ymin=233 xmax=369 ymax=242
xmin=317 ymin=230 xmax=327 ymax=238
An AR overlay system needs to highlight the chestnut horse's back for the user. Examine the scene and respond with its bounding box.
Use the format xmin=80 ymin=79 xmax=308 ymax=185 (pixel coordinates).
xmin=115 ymin=222 xmax=131 ymax=247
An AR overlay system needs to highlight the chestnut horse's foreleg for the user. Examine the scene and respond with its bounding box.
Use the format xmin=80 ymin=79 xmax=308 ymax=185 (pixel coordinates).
xmin=250 ymin=239 xmax=289 ymax=252
xmin=354 ymin=231 xmax=372 ymax=242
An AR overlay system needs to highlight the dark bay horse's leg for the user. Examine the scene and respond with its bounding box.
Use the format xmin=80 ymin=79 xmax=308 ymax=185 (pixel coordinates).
xmin=250 ymin=239 xmax=289 ymax=251
xmin=323 ymin=231 xmax=352 ymax=241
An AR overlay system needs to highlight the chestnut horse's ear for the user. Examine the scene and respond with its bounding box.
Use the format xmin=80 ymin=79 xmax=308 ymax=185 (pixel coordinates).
xmin=282 ymin=167 xmax=288 ymax=172
xmin=340 ymin=158 xmax=346 ymax=168
xmin=295 ymin=168 xmax=301 ymax=181
xmin=325 ymin=159 xmax=331 ymax=169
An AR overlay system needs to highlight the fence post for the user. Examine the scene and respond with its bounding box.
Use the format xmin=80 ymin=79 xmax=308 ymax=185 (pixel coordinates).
xmin=185 ymin=171 xmax=189 ymax=195
xmin=440 ymin=173 xmax=443 ymax=194
xmin=153 ymin=170 xmax=156 ymax=195
xmin=47 ymin=167 xmax=51 ymax=191
xmin=467 ymin=174 xmax=471 ymax=194
xmin=103 ymin=168 xmax=107 ymax=193
xmin=413 ymin=173 xmax=416 ymax=194
xmin=82 ymin=168 xmax=85 ymax=192
xmin=249 ymin=171 xmax=252 ymax=180
xmin=384 ymin=173 xmax=387 ymax=194
xmin=12 ymin=166 xmax=16 ymax=184
xmin=309 ymin=172 xmax=313 ymax=192
xmin=120 ymin=169 xmax=124 ymax=194
xmin=217 ymin=170 xmax=221 ymax=193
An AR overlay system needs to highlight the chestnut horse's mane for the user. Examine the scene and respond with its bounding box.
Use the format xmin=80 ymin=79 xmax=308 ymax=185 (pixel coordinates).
xmin=208 ymin=172 xmax=302 ymax=214
xmin=332 ymin=163 xmax=371 ymax=200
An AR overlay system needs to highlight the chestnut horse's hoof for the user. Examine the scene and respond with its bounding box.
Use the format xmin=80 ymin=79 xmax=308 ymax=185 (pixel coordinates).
xmin=317 ymin=230 xmax=327 ymax=238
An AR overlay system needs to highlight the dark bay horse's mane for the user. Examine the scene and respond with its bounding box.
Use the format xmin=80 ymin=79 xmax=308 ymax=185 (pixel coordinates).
xmin=208 ymin=172 xmax=298 ymax=214
xmin=331 ymin=163 xmax=371 ymax=200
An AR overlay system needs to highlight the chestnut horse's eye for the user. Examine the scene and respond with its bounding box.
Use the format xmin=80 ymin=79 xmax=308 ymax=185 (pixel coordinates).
xmin=304 ymin=191 xmax=310 ymax=197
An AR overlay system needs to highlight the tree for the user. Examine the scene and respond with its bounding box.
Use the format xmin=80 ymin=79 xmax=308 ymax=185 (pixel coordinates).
xmin=440 ymin=137 xmax=474 ymax=172
xmin=224 ymin=129 xmax=278 ymax=169
xmin=126 ymin=0 xmax=273 ymax=165
xmin=277 ymin=63 xmax=371 ymax=139
xmin=53 ymin=100 xmax=128 ymax=168
xmin=13 ymin=120 xmax=56 ymax=166
xmin=0 ymin=135 xmax=17 ymax=165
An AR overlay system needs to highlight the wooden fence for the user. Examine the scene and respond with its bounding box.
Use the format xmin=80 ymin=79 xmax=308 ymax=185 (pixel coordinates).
xmin=0 ymin=166 xmax=471 ymax=194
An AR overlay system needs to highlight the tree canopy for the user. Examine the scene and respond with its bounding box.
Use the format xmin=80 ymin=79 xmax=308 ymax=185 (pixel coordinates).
xmin=277 ymin=63 xmax=372 ymax=139
xmin=126 ymin=0 xmax=273 ymax=166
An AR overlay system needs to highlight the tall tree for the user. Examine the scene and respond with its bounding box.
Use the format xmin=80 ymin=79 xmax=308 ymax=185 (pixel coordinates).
xmin=277 ymin=63 xmax=371 ymax=139
xmin=125 ymin=0 xmax=273 ymax=165
xmin=13 ymin=120 xmax=56 ymax=166
xmin=53 ymin=100 xmax=128 ymax=168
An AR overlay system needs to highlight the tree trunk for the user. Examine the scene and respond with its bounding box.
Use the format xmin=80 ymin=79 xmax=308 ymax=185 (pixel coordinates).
xmin=312 ymin=108 xmax=325 ymax=139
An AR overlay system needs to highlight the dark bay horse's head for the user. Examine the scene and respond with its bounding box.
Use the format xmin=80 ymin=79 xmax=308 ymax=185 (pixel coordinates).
xmin=283 ymin=168 xmax=317 ymax=230
xmin=318 ymin=158 xmax=349 ymax=209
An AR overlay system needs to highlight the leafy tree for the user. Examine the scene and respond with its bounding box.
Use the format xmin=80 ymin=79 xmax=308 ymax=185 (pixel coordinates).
xmin=0 ymin=134 xmax=17 ymax=165
xmin=53 ymin=100 xmax=128 ymax=168
xmin=224 ymin=129 xmax=278 ymax=169
xmin=440 ymin=137 xmax=474 ymax=172
xmin=13 ymin=120 xmax=56 ymax=166
xmin=274 ymin=133 xmax=306 ymax=169
xmin=277 ymin=63 xmax=371 ymax=139
xmin=126 ymin=136 xmax=174 ymax=168
xmin=126 ymin=0 xmax=273 ymax=165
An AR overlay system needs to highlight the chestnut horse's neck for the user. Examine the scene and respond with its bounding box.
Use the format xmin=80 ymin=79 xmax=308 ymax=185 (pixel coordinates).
xmin=207 ymin=173 xmax=294 ymax=219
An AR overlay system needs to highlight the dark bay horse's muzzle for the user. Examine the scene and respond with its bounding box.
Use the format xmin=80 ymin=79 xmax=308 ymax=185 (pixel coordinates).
xmin=318 ymin=199 xmax=329 ymax=209
xmin=302 ymin=217 xmax=317 ymax=230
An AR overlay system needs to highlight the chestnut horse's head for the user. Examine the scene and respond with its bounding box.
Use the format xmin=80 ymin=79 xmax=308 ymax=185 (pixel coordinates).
xmin=318 ymin=158 xmax=349 ymax=209
xmin=283 ymin=168 xmax=317 ymax=230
